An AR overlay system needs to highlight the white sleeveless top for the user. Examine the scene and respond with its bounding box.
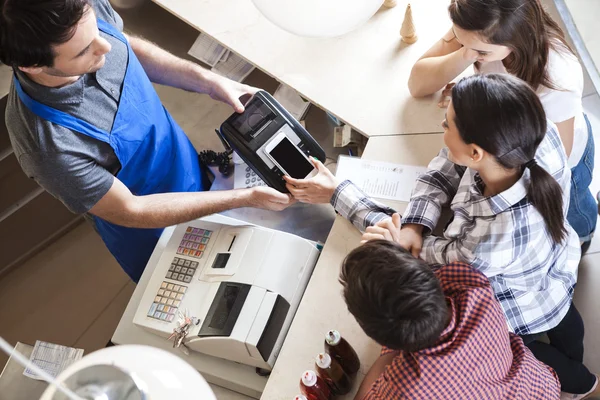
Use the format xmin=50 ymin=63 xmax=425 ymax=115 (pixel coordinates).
xmin=476 ymin=46 xmax=586 ymax=169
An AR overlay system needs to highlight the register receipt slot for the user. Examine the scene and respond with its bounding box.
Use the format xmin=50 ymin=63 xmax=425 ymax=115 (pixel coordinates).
xmin=219 ymin=91 xmax=326 ymax=193
xmin=132 ymin=214 xmax=320 ymax=370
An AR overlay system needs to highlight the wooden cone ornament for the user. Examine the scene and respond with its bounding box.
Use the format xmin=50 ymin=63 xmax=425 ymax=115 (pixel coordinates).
xmin=383 ymin=0 xmax=397 ymax=7
xmin=400 ymin=4 xmax=418 ymax=44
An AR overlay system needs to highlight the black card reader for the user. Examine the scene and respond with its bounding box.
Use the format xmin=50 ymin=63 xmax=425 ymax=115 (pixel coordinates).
xmin=218 ymin=91 xmax=326 ymax=193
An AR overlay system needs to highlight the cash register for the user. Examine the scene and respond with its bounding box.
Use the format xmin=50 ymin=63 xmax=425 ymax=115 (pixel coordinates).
xmin=132 ymin=214 xmax=320 ymax=370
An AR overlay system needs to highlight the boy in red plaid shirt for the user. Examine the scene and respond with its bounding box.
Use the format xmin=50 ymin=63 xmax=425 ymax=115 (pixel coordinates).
xmin=340 ymin=240 xmax=560 ymax=399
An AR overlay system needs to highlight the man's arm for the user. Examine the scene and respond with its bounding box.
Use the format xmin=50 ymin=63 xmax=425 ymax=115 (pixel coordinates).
xmin=354 ymin=351 xmax=398 ymax=400
xmin=89 ymin=177 xmax=294 ymax=228
xmin=124 ymin=33 xmax=256 ymax=112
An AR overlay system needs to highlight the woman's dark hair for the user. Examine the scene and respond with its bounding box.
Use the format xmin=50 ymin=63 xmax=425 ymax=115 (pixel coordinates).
xmin=449 ymin=0 xmax=573 ymax=90
xmin=452 ymin=74 xmax=566 ymax=244
xmin=0 ymin=0 xmax=90 ymax=68
xmin=340 ymin=240 xmax=449 ymax=352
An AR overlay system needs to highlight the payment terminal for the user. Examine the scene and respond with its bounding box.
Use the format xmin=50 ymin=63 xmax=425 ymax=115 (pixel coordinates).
xmin=218 ymin=91 xmax=326 ymax=193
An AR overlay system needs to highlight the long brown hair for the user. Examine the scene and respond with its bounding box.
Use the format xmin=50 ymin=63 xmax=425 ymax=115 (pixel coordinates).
xmin=452 ymin=74 xmax=567 ymax=244
xmin=449 ymin=0 xmax=573 ymax=90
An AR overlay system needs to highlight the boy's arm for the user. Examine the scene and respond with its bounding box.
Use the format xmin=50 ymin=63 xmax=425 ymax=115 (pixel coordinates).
xmin=354 ymin=351 xmax=399 ymax=400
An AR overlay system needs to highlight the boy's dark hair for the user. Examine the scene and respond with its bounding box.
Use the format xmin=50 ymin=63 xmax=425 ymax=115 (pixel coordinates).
xmin=340 ymin=240 xmax=449 ymax=352
xmin=0 ymin=0 xmax=90 ymax=68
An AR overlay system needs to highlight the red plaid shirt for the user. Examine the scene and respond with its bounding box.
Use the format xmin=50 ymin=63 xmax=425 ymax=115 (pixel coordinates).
xmin=364 ymin=263 xmax=560 ymax=400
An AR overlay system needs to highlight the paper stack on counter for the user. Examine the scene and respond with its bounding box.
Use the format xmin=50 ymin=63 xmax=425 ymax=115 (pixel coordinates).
xmin=188 ymin=33 xmax=228 ymax=67
xmin=188 ymin=33 xmax=254 ymax=82
xmin=335 ymin=155 xmax=427 ymax=201
xmin=23 ymin=341 xmax=84 ymax=381
xmin=273 ymin=84 xmax=311 ymax=121
xmin=211 ymin=52 xmax=255 ymax=82
xmin=333 ymin=125 xmax=363 ymax=148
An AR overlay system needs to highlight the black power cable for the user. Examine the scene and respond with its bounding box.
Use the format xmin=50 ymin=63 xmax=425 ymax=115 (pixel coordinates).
xmin=198 ymin=149 xmax=233 ymax=176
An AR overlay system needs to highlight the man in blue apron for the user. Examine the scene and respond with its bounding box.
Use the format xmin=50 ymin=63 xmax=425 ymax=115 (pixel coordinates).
xmin=2 ymin=0 xmax=294 ymax=282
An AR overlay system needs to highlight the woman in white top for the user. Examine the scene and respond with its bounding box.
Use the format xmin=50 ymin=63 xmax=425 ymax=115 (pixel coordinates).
xmin=408 ymin=0 xmax=596 ymax=250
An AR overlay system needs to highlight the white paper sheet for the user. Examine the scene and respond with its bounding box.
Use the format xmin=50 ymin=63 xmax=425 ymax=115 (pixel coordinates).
xmin=23 ymin=341 xmax=84 ymax=381
xmin=273 ymin=84 xmax=311 ymax=121
xmin=188 ymin=33 xmax=228 ymax=67
xmin=335 ymin=155 xmax=427 ymax=201
xmin=211 ymin=52 xmax=255 ymax=82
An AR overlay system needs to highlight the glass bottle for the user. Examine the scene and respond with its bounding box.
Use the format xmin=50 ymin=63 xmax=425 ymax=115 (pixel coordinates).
xmin=315 ymin=352 xmax=352 ymax=395
xmin=324 ymin=329 xmax=360 ymax=374
xmin=299 ymin=370 xmax=331 ymax=400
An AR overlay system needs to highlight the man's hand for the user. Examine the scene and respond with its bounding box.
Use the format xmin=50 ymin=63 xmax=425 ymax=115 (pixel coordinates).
xmin=396 ymin=224 xmax=424 ymax=258
xmin=361 ymin=213 xmax=402 ymax=243
xmin=284 ymin=158 xmax=340 ymax=204
xmin=247 ymin=186 xmax=296 ymax=211
xmin=208 ymin=74 xmax=259 ymax=113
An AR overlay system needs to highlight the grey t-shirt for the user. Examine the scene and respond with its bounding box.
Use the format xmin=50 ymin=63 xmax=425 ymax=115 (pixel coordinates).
xmin=6 ymin=0 xmax=126 ymax=214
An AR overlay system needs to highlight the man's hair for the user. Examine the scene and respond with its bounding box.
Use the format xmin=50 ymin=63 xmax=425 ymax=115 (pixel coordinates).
xmin=340 ymin=240 xmax=449 ymax=352
xmin=0 ymin=0 xmax=90 ymax=68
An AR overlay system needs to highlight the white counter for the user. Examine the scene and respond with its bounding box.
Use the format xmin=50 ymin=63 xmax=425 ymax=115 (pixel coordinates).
xmin=152 ymin=0 xmax=454 ymax=136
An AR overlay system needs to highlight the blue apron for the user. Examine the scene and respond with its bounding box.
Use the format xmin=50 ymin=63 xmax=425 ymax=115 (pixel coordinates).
xmin=13 ymin=19 xmax=210 ymax=282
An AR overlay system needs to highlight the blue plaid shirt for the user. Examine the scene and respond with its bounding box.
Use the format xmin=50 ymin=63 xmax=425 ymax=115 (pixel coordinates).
xmin=331 ymin=123 xmax=580 ymax=335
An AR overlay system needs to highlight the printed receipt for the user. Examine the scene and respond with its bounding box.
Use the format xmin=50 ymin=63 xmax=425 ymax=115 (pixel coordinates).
xmin=335 ymin=155 xmax=427 ymax=202
xmin=23 ymin=341 xmax=84 ymax=381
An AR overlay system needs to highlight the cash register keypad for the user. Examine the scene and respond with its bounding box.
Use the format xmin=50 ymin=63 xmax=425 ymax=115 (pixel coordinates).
xmin=147 ymin=281 xmax=187 ymax=322
xmin=166 ymin=257 xmax=198 ymax=283
xmin=176 ymin=227 xmax=213 ymax=259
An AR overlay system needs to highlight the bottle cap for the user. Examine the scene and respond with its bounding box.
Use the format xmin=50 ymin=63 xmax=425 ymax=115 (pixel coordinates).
xmin=325 ymin=330 xmax=341 ymax=346
xmin=294 ymin=396 xmax=308 ymax=400
xmin=301 ymin=370 xmax=317 ymax=387
xmin=316 ymin=352 xmax=331 ymax=369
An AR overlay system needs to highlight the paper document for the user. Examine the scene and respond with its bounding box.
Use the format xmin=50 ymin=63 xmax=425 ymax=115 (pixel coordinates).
xmin=335 ymin=155 xmax=427 ymax=201
xmin=23 ymin=341 xmax=84 ymax=381
xmin=212 ymin=52 xmax=255 ymax=82
xmin=273 ymin=84 xmax=311 ymax=121
xmin=188 ymin=33 xmax=228 ymax=67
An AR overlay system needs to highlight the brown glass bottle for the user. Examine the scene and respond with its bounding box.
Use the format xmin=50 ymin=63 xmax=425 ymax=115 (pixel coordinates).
xmin=300 ymin=370 xmax=331 ymax=400
xmin=315 ymin=352 xmax=352 ymax=395
xmin=324 ymin=330 xmax=360 ymax=375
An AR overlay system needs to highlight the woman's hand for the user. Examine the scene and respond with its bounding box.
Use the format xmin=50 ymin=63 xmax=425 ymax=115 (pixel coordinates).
xmin=361 ymin=218 xmax=424 ymax=258
xmin=396 ymin=224 xmax=424 ymax=257
xmin=284 ymin=158 xmax=340 ymax=204
xmin=438 ymin=82 xmax=455 ymax=108
xmin=361 ymin=213 xmax=402 ymax=243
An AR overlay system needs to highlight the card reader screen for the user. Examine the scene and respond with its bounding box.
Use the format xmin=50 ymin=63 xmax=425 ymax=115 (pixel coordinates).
xmin=269 ymin=137 xmax=313 ymax=179
xmin=230 ymin=100 xmax=275 ymax=137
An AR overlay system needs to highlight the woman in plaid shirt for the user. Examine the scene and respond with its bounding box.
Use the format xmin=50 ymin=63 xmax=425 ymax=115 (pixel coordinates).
xmin=285 ymin=75 xmax=598 ymax=397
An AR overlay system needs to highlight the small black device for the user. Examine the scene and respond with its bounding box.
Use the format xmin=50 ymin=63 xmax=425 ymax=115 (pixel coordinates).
xmin=218 ymin=91 xmax=326 ymax=193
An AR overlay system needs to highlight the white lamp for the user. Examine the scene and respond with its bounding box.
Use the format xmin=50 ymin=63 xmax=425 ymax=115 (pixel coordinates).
xmin=0 ymin=337 xmax=215 ymax=400
xmin=251 ymin=0 xmax=385 ymax=38
xmin=40 ymin=345 xmax=216 ymax=400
